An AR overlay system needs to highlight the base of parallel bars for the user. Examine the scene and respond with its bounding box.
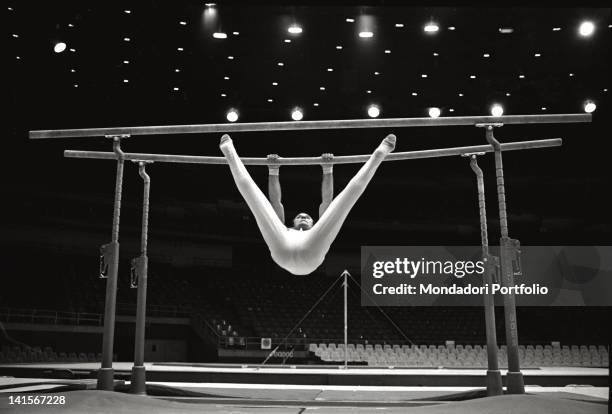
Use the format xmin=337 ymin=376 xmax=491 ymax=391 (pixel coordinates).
xmin=486 ymin=370 xmax=503 ymax=396
xmin=130 ymin=365 xmax=147 ymax=395
xmin=96 ymin=367 xmax=115 ymax=390
xmin=506 ymin=371 xmax=525 ymax=394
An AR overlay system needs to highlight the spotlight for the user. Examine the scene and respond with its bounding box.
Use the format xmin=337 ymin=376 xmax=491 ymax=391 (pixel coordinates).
xmin=579 ymin=21 xmax=595 ymax=37
xmin=491 ymin=104 xmax=504 ymax=117
xmin=288 ymin=25 xmax=302 ymax=34
xmin=291 ymin=108 xmax=303 ymax=121
xmin=428 ymin=107 xmax=441 ymax=118
xmin=226 ymin=109 xmax=239 ymax=122
xmin=53 ymin=42 xmax=67 ymax=53
xmin=584 ymin=101 xmax=596 ymax=113
xmin=424 ymin=23 xmax=439 ymax=33
xmin=213 ymin=32 xmax=227 ymax=39
xmin=367 ymin=105 xmax=380 ymax=118
xmin=359 ymin=31 xmax=374 ymax=38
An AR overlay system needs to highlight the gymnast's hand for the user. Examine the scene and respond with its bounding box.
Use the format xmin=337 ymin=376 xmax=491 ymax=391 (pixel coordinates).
xmin=267 ymin=154 xmax=281 ymax=172
xmin=321 ymin=153 xmax=334 ymax=173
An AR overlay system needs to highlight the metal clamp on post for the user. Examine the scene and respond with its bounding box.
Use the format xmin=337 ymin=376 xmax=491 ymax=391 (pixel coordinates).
xmin=509 ymin=238 xmax=522 ymax=276
xmin=99 ymin=242 xmax=116 ymax=278
xmin=130 ymin=256 xmax=146 ymax=288
xmin=486 ymin=254 xmax=501 ymax=284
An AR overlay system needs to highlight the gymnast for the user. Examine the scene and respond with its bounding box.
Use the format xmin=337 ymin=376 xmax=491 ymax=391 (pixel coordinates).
xmin=219 ymin=133 xmax=396 ymax=275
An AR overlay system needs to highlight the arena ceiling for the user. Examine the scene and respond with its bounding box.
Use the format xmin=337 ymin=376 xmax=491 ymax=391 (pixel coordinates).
xmin=6 ymin=2 xmax=611 ymax=128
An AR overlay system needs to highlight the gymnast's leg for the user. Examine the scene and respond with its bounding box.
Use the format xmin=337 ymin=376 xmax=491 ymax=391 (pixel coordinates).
xmin=306 ymin=134 xmax=396 ymax=255
xmin=219 ymin=135 xmax=288 ymax=250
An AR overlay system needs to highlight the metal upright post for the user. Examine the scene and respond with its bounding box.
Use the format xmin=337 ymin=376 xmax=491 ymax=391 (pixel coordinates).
xmin=131 ymin=161 xmax=152 ymax=395
xmin=97 ymin=135 xmax=128 ymax=390
xmin=484 ymin=125 xmax=525 ymax=394
xmin=467 ymin=153 xmax=503 ymax=396
xmin=343 ymin=270 xmax=348 ymax=368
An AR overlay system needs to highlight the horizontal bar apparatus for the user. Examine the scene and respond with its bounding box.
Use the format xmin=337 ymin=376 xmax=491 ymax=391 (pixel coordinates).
xmin=32 ymin=114 xmax=590 ymax=139
xmin=64 ymin=138 xmax=562 ymax=166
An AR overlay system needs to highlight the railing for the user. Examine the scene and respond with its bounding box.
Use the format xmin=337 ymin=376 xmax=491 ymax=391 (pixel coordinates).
xmin=0 ymin=307 xmax=103 ymax=326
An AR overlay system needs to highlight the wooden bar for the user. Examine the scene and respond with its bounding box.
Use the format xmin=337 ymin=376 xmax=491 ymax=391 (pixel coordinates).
xmin=31 ymin=114 xmax=590 ymax=139
xmin=64 ymin=138 xmax=562 ymax=165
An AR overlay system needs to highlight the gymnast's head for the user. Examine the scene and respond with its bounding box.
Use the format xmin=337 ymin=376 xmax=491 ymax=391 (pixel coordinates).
xmin=293 ymin=212 xmax=314 ymax=231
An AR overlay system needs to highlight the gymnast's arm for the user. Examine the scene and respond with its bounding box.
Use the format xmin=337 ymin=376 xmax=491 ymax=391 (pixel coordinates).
xmin=267 ymin=154 xmax=285 ymax=223
xmin=319 ymin=153 xmax=334 ymax=218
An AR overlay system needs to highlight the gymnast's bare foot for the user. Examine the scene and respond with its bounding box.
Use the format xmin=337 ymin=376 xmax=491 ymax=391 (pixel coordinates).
xmin=219 ymin=134 xmax=233 ymax=155
xmin=376 ymin=134 xmax=396 ymax=155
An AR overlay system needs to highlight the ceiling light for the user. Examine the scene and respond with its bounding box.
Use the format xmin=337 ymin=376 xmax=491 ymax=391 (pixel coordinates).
xmin=569 ymin=73 xmax=574 ymax=77
xmin=70 ymin=69 xmax=75 ymax=72
xmin=173 ymin=87 xmax=179 ymax=91
xmin=424 ymin=23 xmax=439 ymax=33
xmin=367 ymin=105 xmax=380 ymax=118
xmin=458 ymin=93 xmax=464 ymax=97
xmin=69 ymin=48 xmax=76 ymax=52
xmin=483 ymin=53 xmax=490 ymax=58
xmin=534 ymin=53 xmax=541 ymax=57
xmin=579 ymin=21 xmax=595 ymax=37
xmin=291 ymin=108 xmax=303 ymax=121
xmin=499 ymin=27 xmax=514 ymax=34
xmin=552 ymin=27 xmax=561 ymax=31
xmin=541 ymin=107 xmax=547 ymax=111
xmin=221 ymin=93 xmax=226 ymax=97
xmin=123 ymin=37 xmax=130 ymax=42
xmin=226 ymin=109 xmax=239 ymax=122
xmin=433 ymin=52 xmax=439 ymax=56
xmin=12 ymin=34 xmax=19 ymax=38
xmin=284 ymin=39 xmax=291 ymax=43
xmin=123 ymin=79 xmax=129 ymax=83
xmin=336 ymin=45 xmax=343 ymax=49
xmin=359 ymin=31 xmax=374 ymax=38
xmin=320 ymin=86 xmax=326 ymax=90
xmin=470 ymin=75 xmax=476 ymax=79
xmin=491 ymin=104 xmax=504 ymax=117
xmin=449 ymin=108 xmax=455 ymax=112
xmin=213 ymin=32 xmax=227 ymax=39
xmin=272 ymin=82 xmax=278 ymax=86
xmin=327 ymin=68 xmax=333 ymax=72
xmin=123 ymin=60 xmax=130 ymax=64
xmin=68 ymin=23 xmax=74 ymax=28
xmin=73 ymin=84 xmax=78 ymax=87
xmin=54 ymin=42 xmax=67 ymax=53
xmin=428 ymin=107 xmax=441 ymax=118
xmin=179 ymin=21 xmax=187 ymax=26
xmin=584 ymin=101 xmax=596 ymax=113
xmin=395 ymin=23 xmax=404 ymax=28
xmin=227 ymin=56 xmax=234 ymax=60
xmin=506 ymin=92 xmax=511 ymax=96
xmin=277 ymin=62 xmax=284 ymax=66
xmin=411 ymin=92 xmax=418 ymax=96
xmin=175 ymin=68 xmax=180 ymax=72
xmin=288 ymin=25 xmax=302 ymax=34
xmin=448 ymin=26 xmax=456 ymax=30
xmin=267 ymin=99 xmax=273 ymax=102
xmin=421 ymin=74 xmax=428 ymax=78
xmin=519 ymin=74 xmax=525 ymax=79
xmin=374 ymin=71 xmax=380 ymax=75
xmin=177 ymin=47 xmax=184 ymax=51
xmin=384 ymin=50 xmax=391 ymax=54
xmin=604 ymin=88 xmax=608 ymax=92
xmin=205 ymin=3 xmax=216 ymax=7
xmin=366 ymin=90 xmax=372 ymax=94
xmin=224 ymin=76 xmax=230 ymax=80
xmin=233 ymin=32 xmax=239 ymax=35
xmin=313 ymin=102 xmax=319 ymax=107
xmin=346 ymin=18 xmax=355 ymax=23
xmin=124 ymin=10 xmax=131 ymax=14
